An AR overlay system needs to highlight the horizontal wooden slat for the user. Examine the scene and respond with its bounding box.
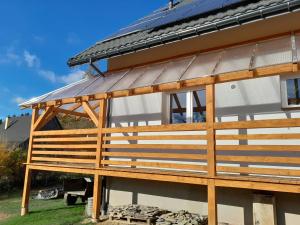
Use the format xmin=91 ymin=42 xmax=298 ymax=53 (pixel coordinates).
xmin=33 ymin=137 xmax=98 ymax=143
xmin=102 ymin=144 xmax=207 ymax=150
xmin=102 ymin=152 xmax=207 ymax=160
xmin=103 ymin=123 xmax=206 ymax=133
xmin=32 ymin=144 xmax=97 ymax=149
xmin=33 ymin=129 xmax=98 ymax=136
xmin=217 ymin=166 xmax=300 ymax=177
xmin=31 ymin=157 xmax=95 ymax=164
xmin=216 ymin=133 xmax=300 ymax=140
xmin=217 ymin=155 xmax=300 ymax=164
xmin=214 ymin=118 xmax=300 ymax=130
xmin=103 ymin=135 xmax=207 ymax=141
xmin=32 ymin=151 xmax=96 ymax=156
xmin=216 ymin=145 xmax=300 ymax=152
xmin=101 ymin=160 xmax=207 ymax=171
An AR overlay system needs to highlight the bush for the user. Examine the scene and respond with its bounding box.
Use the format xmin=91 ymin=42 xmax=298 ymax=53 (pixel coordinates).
xmin=0 ymin=145 xmax=27 ymax=192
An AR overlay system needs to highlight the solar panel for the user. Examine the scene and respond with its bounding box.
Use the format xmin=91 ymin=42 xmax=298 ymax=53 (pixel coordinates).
xmin=104 ymin=0 xmax=244 ymax=41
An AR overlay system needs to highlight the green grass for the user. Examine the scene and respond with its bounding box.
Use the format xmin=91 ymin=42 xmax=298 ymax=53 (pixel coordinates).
xmin=0 ymin=191 xmax=93 ymax=225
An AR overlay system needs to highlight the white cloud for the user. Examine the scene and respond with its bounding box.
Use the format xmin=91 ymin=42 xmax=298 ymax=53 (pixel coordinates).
xmin=12 ymin=96 xmax=27 ymax=104
xmin=23 ymin=50 xmax=85 ymax=85
xmin=0 ymin=46 xmax=22 ymax=65
xmin=24 ymin=50 xmax=40 ymax=68
xmin=59 ymin=70 xmax=85 ymax=84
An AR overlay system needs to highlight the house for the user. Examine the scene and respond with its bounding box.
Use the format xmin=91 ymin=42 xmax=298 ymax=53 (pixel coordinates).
xmin=19 ymin=0 xmax=300 ymax=225
xmin=0 ymin=115 xmax=61 ymax=151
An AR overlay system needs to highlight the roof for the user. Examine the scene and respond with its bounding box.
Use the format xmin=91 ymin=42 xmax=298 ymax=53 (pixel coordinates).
xmin=0 ymin=115 xmax=61 ymax=150
xmin=67 ymin=0 xmax=300 ymax=67
xmin=21 ymin=33 xmax=300 ymax=108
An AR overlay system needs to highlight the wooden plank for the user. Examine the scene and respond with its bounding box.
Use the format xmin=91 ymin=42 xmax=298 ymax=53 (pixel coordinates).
xmin=82 ymin=101 xmax=99 ymax=126
xmin=217 ymin=155 xmax=300 ymax=164
xmin=214 ymin=179 xmax=300 ymax=193
xmin=102 ymin=152 xmax=207 ymax=160
xmin=33 ymin=128 xmax=98 ymax=136
xmin=32 ymin=144 xmax=97 ymax=149
xmin=101 ymin=160 xmax=207 ymax=171
xmin=33 ymin=137 xmax=98 ymax=142
xmin=206 ymin=84 xmax=216 ymax=177
xmin=103 ymin=135 xmax=207 ymax=141
xmin=31 ymin=157 xmax=95 ymax=164
xmin=102 ymin=144 xmax=207 ymax=150
xmin=216 ymin=145 xmax=300 ymax=152
xmin=32 ymin=151 xmax=96 ymax=156
xmin=56 ymin=108 xmax=89 ymax=118
xmin=21 ymin=167 xmax=31 ymax=216
xmin=33 ymin=106 xmax=55 ymax=131
xmin=28 ymin=163 xmax=96 ymax=174
xmin=103 ymin=123 xmax=206 ymax=133
xmin=96 ymin=99 xmax=107 ymax=168
xmin=207 ymin=179 xmax=217 ymax=225
xmin=98 ymin=168 xmax=208 ymax=185
xmin=214 ymin=118 xmax=300 ymax=129
xmin=217 ymin=166 xmax=300 ymax=177
xmin=92 ymin=175 xmax=102 ymax=222
xmin=216 ymin=133 xmax=300 ymax=140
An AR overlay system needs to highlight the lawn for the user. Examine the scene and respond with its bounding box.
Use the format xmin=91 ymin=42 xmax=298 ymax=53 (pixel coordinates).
xmin=0 ymin=191 xmax=93 ymax=225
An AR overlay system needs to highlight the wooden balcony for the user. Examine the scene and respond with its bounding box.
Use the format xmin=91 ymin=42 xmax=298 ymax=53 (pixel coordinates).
xmin=27 ymin=117 xmax=300 ymax=192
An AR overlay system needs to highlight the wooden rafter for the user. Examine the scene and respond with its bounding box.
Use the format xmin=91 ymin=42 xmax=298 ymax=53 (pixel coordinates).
xmin=82 ymin=102 xmax=99 ymax=126
xmin=33 ymin=106 xmax=55 ymax=131
xmin=56 ymin=108 xmax=89 ymax=118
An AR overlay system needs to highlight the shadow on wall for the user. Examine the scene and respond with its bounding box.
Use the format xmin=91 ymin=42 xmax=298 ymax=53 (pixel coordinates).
xmin=105 ymin=177 xmax=255 ymax=225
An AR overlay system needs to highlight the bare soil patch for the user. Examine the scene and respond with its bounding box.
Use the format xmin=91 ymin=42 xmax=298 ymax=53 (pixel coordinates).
xmin=0 ymin=212 xmax=10 ymax=221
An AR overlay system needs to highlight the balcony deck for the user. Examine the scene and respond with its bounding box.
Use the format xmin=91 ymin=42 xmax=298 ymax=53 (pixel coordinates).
xmin=26 ymin=117 xmax=300 ymax=194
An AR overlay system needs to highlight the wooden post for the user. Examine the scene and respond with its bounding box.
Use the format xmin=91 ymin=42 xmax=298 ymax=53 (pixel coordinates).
xmin=92 ymin=99 xmax=107 ymax=222
xmin=206 ymin=84 xmax=217 ymax=225
xmin=21 ymin=108 xmax=39 ymax=216
xmin=208 ymin=179 xmax=217 ymax=225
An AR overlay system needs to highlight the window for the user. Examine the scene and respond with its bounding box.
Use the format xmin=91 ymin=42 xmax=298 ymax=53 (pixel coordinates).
xmin=281 ymin=74 xmax=300 ymax=108
xmin=169 ymin=90 xmax=206 ymax=124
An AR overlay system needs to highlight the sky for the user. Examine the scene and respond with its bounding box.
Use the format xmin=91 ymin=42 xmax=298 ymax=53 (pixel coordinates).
xmin=0 ymin=0 xmax=167 ymax=120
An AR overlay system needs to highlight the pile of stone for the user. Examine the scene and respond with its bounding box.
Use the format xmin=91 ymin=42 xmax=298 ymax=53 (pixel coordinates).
xmin=34 ymin=186 xmax=64 ymax=200
xmin=156 ymin=210 xmax=208 ymax=225
xmin=108 ymin=204 xmax=169 ymax=219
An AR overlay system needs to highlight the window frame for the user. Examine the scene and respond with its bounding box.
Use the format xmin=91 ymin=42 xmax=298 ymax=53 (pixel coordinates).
xmin=281 ymin=73 xmax=300 ymax=109
xmin=166 ymin=88 xmax=206 ymax=124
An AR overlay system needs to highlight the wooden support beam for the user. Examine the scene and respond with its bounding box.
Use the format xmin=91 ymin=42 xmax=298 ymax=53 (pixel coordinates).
xmin=56 ymin=108 xmax=89 ymax=118
xmin=82 ymin=102 xmax=99 ymax=126
xmin=208 ymin=179 xmax=217 ymax=225
xmin=206 ymin=84 xmax=216 ymax=177
xmin=92 ymin=99 xmax=107 ymax=222
xmin=21 ymin=108 xmax=38 ymax=216
xmin=33 ymin=106 xmax=55 ymax=131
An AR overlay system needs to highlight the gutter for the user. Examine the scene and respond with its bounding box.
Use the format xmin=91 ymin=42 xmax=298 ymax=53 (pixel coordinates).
xmin=68 ymin=0 xmax=300 ymax=67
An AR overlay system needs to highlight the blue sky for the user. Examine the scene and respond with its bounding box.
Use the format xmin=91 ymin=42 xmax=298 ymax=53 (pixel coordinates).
xmin=0 ymin=0 xmax=166 ymax=119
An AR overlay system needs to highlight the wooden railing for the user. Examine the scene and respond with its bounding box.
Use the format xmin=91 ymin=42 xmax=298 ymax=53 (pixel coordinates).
xmin=31 ymin=129 xmax=98 ymax=166
xmin=101 ymin=123 xmax=208 ymax=173
xmin=28 ymin=118 xmax=300 ymax=181
xmin=215 ymin=118 xmax=300 ymax=179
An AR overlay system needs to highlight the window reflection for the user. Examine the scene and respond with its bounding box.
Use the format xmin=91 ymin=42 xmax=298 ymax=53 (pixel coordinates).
xmin=287 ymin=79 xmax=300 ymax=105
xmin=170 ymin=92 xmax=186 ymax=124
xmin=193 ymin=90 xmax=206 ymax=122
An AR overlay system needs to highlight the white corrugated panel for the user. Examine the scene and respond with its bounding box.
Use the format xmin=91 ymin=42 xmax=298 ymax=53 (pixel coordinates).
xmin=78 ymin=70 xmax=128 ymax=96
xmin=109 ymin=67 xmax=147 ymax=92
xmin=181 ymin=50 xmax=221 ymax=80
xmin=296 ymin=33 xmax=300 ymax=62
xmin=214 ymin=44 xmax=254 ymax=74
xmin=253 ymin=36 xmax=292 ymax=68
xmin=153 ymin=56 xmax=195 ymax=85
xmin=130 ymin=62 xmax=168 ymax=88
